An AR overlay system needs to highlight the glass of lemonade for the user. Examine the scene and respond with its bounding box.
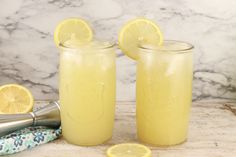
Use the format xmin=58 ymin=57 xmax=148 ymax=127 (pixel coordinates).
xmin=59 ymin=41 xmax=116 ymax=146
xmin=136 ymin=40 xmax=194 ymax=146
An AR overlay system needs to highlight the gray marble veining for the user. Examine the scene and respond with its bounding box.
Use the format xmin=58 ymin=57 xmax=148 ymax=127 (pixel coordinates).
xmin=0 ymin=0 xmax=236 ymax=101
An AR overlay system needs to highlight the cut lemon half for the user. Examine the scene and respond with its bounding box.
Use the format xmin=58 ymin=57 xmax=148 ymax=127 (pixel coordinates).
xmin=107 ymin=143 xmax=152 ymax=157
xmin=118 ymin=18 xmax=163 ymax=60
xmin=0 ymin=84 xmax=34 ymax=114
xmin=54 ymin=17 xmax=93 ymax=47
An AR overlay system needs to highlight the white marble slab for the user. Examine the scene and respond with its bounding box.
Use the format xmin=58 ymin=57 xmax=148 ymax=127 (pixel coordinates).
xmin=0 ymin=0 xmax=236 ymax=101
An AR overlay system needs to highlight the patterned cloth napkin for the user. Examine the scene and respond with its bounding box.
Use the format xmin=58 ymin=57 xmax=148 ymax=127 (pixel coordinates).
xmin=0 ymin=126 xmax=61 ymax=155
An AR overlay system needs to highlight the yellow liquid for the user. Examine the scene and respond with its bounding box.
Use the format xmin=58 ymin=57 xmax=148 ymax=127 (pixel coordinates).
xmin=59 ymin=47 xmax=116 ymax=146
xmin=137 ymin=51 xmax=193 ymax=146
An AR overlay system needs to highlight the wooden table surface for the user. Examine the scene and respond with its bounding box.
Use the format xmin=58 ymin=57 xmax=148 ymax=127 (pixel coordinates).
xmin=8 ymin=101 xmax=236 ymax=157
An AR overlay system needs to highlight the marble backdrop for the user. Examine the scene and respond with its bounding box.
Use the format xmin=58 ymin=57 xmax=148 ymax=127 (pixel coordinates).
xmin=0 ymin=0 xmax=236 ymax=101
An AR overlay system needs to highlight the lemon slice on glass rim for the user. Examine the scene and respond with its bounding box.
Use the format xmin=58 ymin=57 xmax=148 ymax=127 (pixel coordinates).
xmin=54 ymin=17 xmax=93 ymax=47
xmin=118 ymin=18 xmax=163 ymax=60
xmin=0 ymin=84 xmax=34 ymax=114
xmin=107 ymin=143 xmax=152 ymax=157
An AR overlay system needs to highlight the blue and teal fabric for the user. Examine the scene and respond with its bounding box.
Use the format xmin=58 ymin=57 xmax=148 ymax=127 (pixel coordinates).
xmin=0 ymin=126 xmax=61 ymax=155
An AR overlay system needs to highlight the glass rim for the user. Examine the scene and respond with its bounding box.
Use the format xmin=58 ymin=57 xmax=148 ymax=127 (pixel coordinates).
xmin=138 ymin=40 xmax=194 ymax=54
xmin=59 ymin=40 xmax=116 ymax=51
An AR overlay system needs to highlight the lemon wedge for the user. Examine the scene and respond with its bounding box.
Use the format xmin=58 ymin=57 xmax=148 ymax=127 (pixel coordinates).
xmin=118 ymin=18 xmax=163 ymax=60
xmin=54 ymin=17 xmax=93 ymax=47
xmin=0 ymin=84 xmax=34 ymax=114
xmin=107 ymin=143 xmax=152 ymax=157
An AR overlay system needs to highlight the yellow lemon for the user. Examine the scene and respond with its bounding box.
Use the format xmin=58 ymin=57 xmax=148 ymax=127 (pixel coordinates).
xmin=0 ymin=84 xmax=34 ymax=114
xmin=107 ymin=143 xmax=152 ymax=157
xmin=118 ymin=18 xmax=163 ymax=60
xmin=54 ymin=17 xmax=93 ymax=47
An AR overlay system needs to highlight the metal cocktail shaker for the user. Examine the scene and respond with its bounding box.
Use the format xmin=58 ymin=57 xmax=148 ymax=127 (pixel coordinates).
xmin=0 ymin=101 xmax=61 ymax=137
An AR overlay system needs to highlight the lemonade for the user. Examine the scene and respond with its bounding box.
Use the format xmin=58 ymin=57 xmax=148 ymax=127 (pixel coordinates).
xmin=59 ymin=41 xmax=116 ymax=146
xmin=136 ymin=41 xmax=193 ymax=146
xmin=118 ymin=18 xmax=194 ymax=145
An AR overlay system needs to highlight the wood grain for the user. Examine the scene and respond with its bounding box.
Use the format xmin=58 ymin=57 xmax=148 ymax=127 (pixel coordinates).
xmin=8 ymin=101 xmax=236 ymax=157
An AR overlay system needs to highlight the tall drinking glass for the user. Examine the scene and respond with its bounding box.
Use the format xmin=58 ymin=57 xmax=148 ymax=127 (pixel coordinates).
xmin=59 ymin=41 xmax=116 ymax=146
xmin=136 ymin=40 xmax=193 ymax=146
